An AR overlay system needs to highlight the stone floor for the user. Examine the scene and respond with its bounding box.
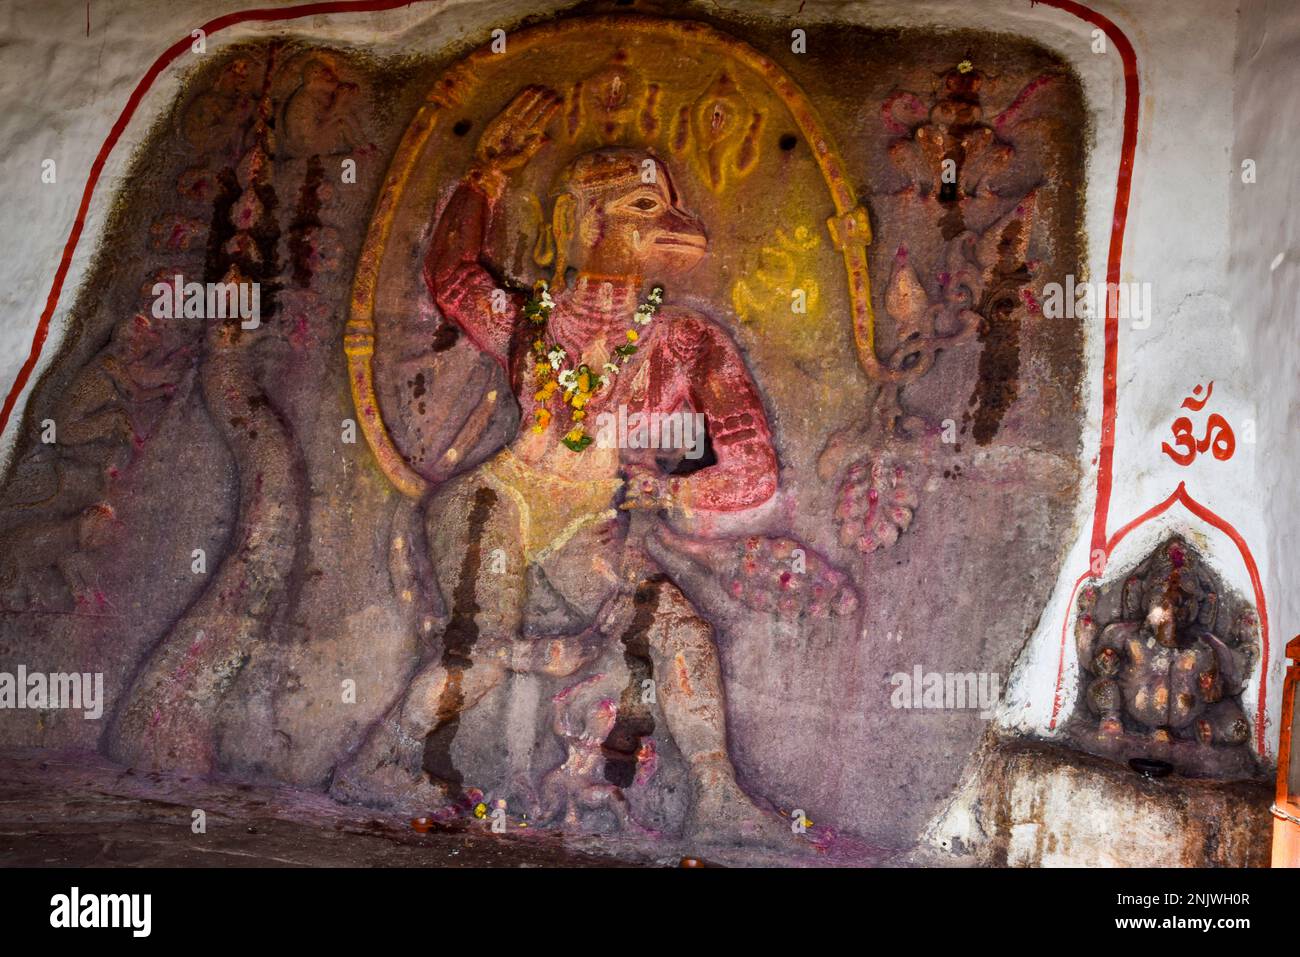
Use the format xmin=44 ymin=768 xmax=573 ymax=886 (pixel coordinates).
xmin=0 ymin=748 xmax=891 ymax=867
xmin=0 ymin=748 xmax=639 ymax=867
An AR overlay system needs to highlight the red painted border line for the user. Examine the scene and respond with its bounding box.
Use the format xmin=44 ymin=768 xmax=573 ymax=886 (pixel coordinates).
xmin=1039 ymin=0 xmax=1139 ymax=725
xmin=1048 ymin=570 xmax=1092 ymax=728
xmin=1033 ymin=0 xmax=1139 ymax=557
xmin=0 ymin=0 xmax=432 ymax=440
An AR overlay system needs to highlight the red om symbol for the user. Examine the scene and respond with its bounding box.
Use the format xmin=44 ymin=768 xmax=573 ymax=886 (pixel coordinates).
xmin=1161 ymin=381 xmax=1235 ymax=466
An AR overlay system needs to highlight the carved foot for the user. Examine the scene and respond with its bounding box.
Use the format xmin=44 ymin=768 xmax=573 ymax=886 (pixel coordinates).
xmin=1097 ymin=715 xmax=1123 ymax=738
xmin=682 ymin=755 xmax=831 ymax=853
xmin=330 ymin=732 xmax=452 ymax=813
xmin=110 ymin=706 xmax=216 ymax=773
xmin=510 ymin=627 xmax=608 ymax=678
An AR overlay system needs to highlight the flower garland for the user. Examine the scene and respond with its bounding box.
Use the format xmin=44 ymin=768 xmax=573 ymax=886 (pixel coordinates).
xmin=524 ymin=281 xmax=663 ymax=451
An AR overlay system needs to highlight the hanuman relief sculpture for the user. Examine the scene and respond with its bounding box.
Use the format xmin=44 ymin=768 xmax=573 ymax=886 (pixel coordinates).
xmin=333 ymin=86 xmax=815 ymax=846
xmin=0 ymin=14 xmax=1107 ymax=856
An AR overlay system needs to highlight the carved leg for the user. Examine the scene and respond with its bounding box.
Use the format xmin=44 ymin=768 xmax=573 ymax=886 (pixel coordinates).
xmin=532 ymin=769 xmax=567 ymax=824
xmin=56 ymin=551 xmax=100 ymax=609
xmin=646 ymin=579 xmax=823 ymax=849
xmin=108 ymin=320 xmax=303 ymax=773
xmin=330 ymin=654 xmax=506 ymax=812
xmin=1087 ymin=677 xmax=1124 ymax=738
xmin=1196 ymin=699 xmax=1250 ymax=746
xmin=335 ymin=471 xmax=525 ymax=810
xmin=506 ymin=515 xmax=630 ymax=677
xmin=582 ymin=784 xmax=658 ymax=836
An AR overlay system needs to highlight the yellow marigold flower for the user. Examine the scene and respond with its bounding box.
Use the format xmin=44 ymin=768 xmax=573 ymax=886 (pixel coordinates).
xmin=533 ymin=408 xmax=551 ymax=433
xmin=565 ymin=428 xmax=584 ymax=443
xmin=626 ymin=329 xmax=639 ymax=342
xmin=571 ymin=393 xmax=588 ymax=410
xmin=577 ymin=371 xmax=591 ymax=392
xmin=473 ymin=802 xmax=488 ymax=819
xmin=573 ymin=410 xmax=586 ymax=421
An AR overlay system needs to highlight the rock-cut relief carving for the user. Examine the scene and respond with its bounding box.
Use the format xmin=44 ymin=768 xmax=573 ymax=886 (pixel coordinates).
xmin=334 ymin=81 xmax=846 ymax=851
xmin=0 ymin=17 xmax=1088 ymax=857
xmin=819 ymin=61 xmax=1066 ymax=556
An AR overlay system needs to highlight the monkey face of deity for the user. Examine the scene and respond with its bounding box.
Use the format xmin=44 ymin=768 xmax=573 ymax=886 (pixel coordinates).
xmin=553 ymin=149 xmax=707 ymax=279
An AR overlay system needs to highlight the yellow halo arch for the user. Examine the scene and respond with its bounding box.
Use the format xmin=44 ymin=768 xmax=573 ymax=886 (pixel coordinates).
xmin=345 ymin=13 xmax=878 ymax=498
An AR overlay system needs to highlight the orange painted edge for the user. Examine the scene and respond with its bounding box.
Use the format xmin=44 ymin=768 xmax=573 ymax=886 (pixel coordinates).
xmin=1277 ymin=650 xmax=1297 ymax=808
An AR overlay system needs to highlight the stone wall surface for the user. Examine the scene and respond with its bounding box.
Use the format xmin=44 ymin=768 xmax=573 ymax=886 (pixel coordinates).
xmin=0 ymin=0 xmax=1291 ymax=863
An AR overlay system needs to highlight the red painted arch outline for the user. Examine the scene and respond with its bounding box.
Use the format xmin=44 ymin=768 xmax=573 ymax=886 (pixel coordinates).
xmin=0 ymin=1 xmax=1269 ymax=748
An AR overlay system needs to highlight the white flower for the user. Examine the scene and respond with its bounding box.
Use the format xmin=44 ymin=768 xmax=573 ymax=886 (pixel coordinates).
xmin=558 ymin=368 xmax=577 ymax=388
xmin=602 ymin=362 xmax=620 ymax=376
xmin=548 ymin=348 xmax=566 ymax=370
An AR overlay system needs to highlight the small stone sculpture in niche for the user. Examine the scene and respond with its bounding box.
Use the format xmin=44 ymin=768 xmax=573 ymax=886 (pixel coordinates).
xmin=1070 ymin=537 xmax=1260 ymax=779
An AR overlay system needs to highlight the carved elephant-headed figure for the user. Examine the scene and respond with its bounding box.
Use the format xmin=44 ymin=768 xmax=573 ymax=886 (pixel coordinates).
xmin=1074 ymin=538 xmax=1256 ymax=760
